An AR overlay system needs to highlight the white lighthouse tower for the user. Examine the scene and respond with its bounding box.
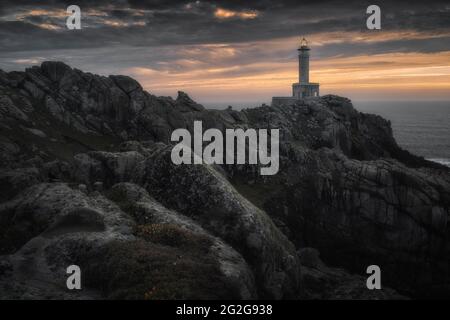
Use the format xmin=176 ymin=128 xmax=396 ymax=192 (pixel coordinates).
xmin=292 ymin=38 xmax=319 ymax=98
xmin=299 ymin=38 xmax=310 ymax=83
xmin=272 ymin=37 xmax=320 ymax=106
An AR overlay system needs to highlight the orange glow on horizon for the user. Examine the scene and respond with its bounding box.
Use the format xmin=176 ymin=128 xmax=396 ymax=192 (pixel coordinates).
xmin=125 ymin=49 xmax=450 ymax=102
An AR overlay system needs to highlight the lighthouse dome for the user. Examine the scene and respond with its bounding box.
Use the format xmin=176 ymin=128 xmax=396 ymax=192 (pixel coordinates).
xmin=300 ymin=37 xmax=309 ymax=49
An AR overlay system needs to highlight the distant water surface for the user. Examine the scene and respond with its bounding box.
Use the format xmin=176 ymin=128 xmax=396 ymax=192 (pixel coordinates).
xmin=203 ymin=100 xmax=450 ymax=167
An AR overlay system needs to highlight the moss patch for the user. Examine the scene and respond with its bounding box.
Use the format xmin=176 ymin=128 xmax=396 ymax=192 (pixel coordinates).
xmin=81 ymin=239 xmax=238 ymax=299
xmin=136 ymin=224 xmax=211 ymax=252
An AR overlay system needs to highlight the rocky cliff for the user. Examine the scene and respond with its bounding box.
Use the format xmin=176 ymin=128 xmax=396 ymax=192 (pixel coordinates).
xmin=0 ymin=62 xmax=448 ymax=299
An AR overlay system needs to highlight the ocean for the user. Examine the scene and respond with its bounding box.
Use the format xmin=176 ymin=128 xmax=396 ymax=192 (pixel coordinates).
xmin=203 ymin=100 xmax=450 ymax=167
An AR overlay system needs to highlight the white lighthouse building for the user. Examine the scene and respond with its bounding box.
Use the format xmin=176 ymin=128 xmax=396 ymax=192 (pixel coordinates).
xmin=272 ymin=38 xmax=320 ymax=106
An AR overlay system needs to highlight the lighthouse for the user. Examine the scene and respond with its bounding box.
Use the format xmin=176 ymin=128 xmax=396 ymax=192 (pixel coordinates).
xmin=272 ymin=37 xmax=320 ymax=106
xmin=299 ymin=37 xmax=310 ymax=83
xmin=292 ymin=38 xmax=319 ymax=98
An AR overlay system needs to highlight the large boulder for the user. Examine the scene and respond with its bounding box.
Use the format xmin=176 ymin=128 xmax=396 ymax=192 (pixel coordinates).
xmin=0 ymin=182 xmax=254 ymax=299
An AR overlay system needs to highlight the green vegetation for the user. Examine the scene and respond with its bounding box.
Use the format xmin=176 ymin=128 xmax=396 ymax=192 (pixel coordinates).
xmin=81 ymin=235 xmax=238 ymax=299
xmin=136 ymin=223 xmax=211 ymax=253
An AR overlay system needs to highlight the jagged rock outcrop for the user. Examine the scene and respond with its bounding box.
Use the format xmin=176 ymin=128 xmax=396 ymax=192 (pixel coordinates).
xmin=0 ymin=62 xmax=448 ymax=299
xmin=68 ymin=146 xmax=300 ymax=299
xmin=253 ymin=147 xmax=450 ymax=297
xmin=0 ymin=182 xmax=257 ymax=299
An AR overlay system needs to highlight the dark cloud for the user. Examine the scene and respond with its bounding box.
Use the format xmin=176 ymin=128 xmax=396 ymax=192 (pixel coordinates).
xmin=0 ymin=0 xmax=449 ymax=80
xmin=0 ymin=0 xmax=449 ymax=52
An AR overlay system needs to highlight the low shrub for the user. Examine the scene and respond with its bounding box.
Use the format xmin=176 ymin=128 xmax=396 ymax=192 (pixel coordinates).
xmin=135 ymin=223 xmax=211 ymax=253
xmin=81 ymin=239 xmax=239 ymax=299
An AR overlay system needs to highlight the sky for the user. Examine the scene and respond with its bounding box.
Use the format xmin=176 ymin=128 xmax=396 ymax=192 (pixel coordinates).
xmin=0 ymin=0 xmax=449 ymax=104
